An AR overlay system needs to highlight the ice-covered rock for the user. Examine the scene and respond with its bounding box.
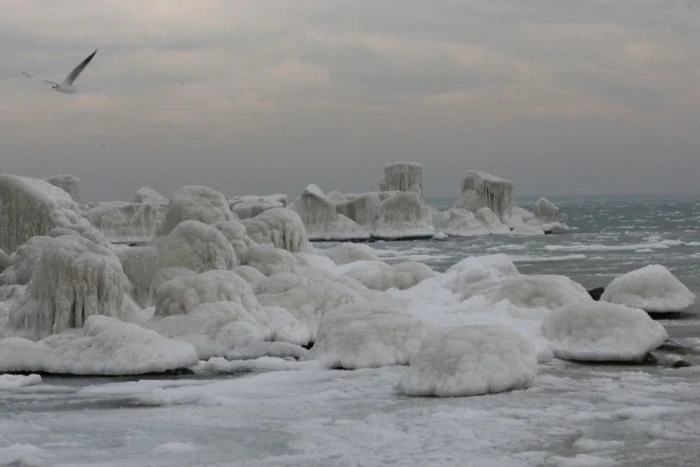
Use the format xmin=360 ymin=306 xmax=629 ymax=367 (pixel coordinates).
xmin=342 ymin=261 xmax=436 ymax=291
xmin=544 ymin=301 xmax=669 ymax=362
xmin=0 ymin=373 xmax=42 ymax=390
xmin=262 ymin=305 xmax=312 ymax=346
xmin=378 ymin=162 xmax=424 ymax=198
xmin=453 ymin=171 xmax=514 ymax=221
xmin=310 ymin=303 xmax=433 ymax=369
xmin=474 ymin=207 xmax=511 ymax=234
xmin=214 ymin=220 xmax=258 ymax=264
xmin=489 ymin=274 xmax=592 ymax=310
xmin=147 ymin=267 xmax=197 ymax=307
xmin=158 ymin=185 xmax=237 ymax=236
xmin=0 ymin=237 xmax=53 ymax=286
xmin=327 ymin=191 xmax=348 ymax=203
xmin=441 ymin=254 xmax=520 ymax=298
xmin=397 ymin=325 xmax=538 ymax=397
xmin=318 ymin=243 xmax=379 ymax=265
xmin=0 ymin=316 xmax=199 ymax=375
xmin=118 ymin=220 xmax=237 ymax=307
xmin=81 ymin=201 xmax=165 ymax=244
xmin=233 ymin=265 xmax=268 ymax=290
xmin=46 ymin=174 xmax=80 ymax=202
xmin=0 ymin=174 xmax=84 ymax=254
xmin=534 ymin=197 xmax=568 ymax=224
xmin=510 ymin=223 xmax=545 ymax=235
xmin=229 ymin=194 xmax=288 ymax=219
xmin=374 ymin=192 xmax=434 ymax=239
xmin=241 ymin=208 xmax=309 ymax=252
xmin=7 ymin=233 xmax=139 ymax=340
xmin=432 ymin=208 xmax=489 ymax=237
xmin=600 ymin=264 xmax=696 ymax=313
xmin=246 ymin=246 xmax=300 ymax=277
xmin=335 ymin=193 xmax=382 ymax=231
xmin=292 ymin=185 xmax=370 ymax=242
xmin=0 ymin=249 xmax=11 ymax=273
xmin=134 ymin=186 xmax=169 ymax=204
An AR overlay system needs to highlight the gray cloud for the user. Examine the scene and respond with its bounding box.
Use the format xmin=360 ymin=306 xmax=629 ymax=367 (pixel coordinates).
xmin=1 ymin=0 xmax=699 ymax=202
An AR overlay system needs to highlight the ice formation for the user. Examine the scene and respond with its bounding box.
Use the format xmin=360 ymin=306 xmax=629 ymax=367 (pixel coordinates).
xmin=474 ymin=207 xmax=511 ymax=234
xmin=81 ymin=200 xmax=165 ymax=243
xmin=292 ymin=185 xmax=370 ymax=241
xmin=533 ymin=197 xmax=567 ymax=224
xmin=7 ymin=233 xmax=139 ymax=340
xmin=0 ymin=316 xmax=199 ymax=375
xmin=118 ymin=220 xmax=237 ymax=307
xmin=246 ymin=246 xmax=300 ymax=277
xmin=0 ymin=174 xmax=84 ymax=254
xmin=378 ymin=162 xmax=424 ymax=198
xmin=318 ymin=243 xmax=379 ymax=265
xmin=0 ymin=237 xmax=53 ymax=286
xmin=0 ymin=249 xmax=11 ymax=273
xmin=432 ymin=208 xmax=489 ymax=237
xmin=397 ymin=325 xmax=537 ymax=397
xmin=600 ymin=264 xmax=696 ymax=313
xmin=214 ymin=220 xmax=257 ymax=264
xmin=335 ymin=193 xmax=382 ymax=231
xmin=441 ymin=254 xmax=520 ymax=298
xmin=489 ymin=274 xmax=593 ymax=310
xmin=453 ymin=171 xmax=514 ymax=221
xmin=46 ymin=174 xmax=80 ymax=202
xmin=0 ymin=373 xmax=42 ymax=389
xmin=544 ymin=301 xmax=669 ymax=362
xmin=241 ymin=208 xmax=309 ymax=252
xmin=342 ymin=261 xmax=436 ymax=291
xmin=157 ymin=185 xmax=237 ymax=236
xmin=374 ymin=192 xmax=435 ymax=239
xmin=229 ymin=194 xmax=288 ymax=219
xmin=310 ymin=303 xmax=433 ymax=369
xmin=133 ymin=186 xmax=169 ymax=204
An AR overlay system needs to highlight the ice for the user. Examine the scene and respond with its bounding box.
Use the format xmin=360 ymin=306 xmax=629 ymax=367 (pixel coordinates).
xmin=397 ymin=325 xmax=537 ymax=397
xmin=342 ymin=261 xmax=436 ymax=291
xmin=214 ymin=220 xmax=258 ymax=264
xmin=0 ymin=444 xmax=47 ymax=467
xmin=453 ymin=171 xmax=514 ymax=221
xmin=546 ymin=454 xmax=618 ymax=467
xmin=6 ymin=233 xmax=139 ymax=340
xmin=262 ymin=306 xmax=312 ymax=345
xmin=246 ymin=246 xmax=300 ymax=276
xmin=309 ymin=303 xmax=433 ymax=369
xmin=475 ymin=207 xmax=511 ymax=234
xmin=229 ymin=194 xmax=288 ymax=219
xmin=152 ymin=442 xmax=198 ymax=455
xmin=241 ymin=208 xmax=309 ymax=252
xmin=157 ymin=185 xmax=237 ymax=236
xmin=431 ymin=208 xmax=490 ymax=237
xmin=600 ymin=264 xmax=696 ymax=313
xmin=133 ymin=186 xmax=168 ymax=204
xmin=226 ymin=341 xmax=308 ymax=361
xmin=0 ymin=373 xmax=42 ymax=390
xmin=378 ymin=162 xmax=424 ymax=198
xmin=374 ymin=192 xmax=435 ymax=239
xmin=534 ymin=197 xmax=568 ymax=224
xmin=46 ymin=174 xmax=80 ymax=202
xmin=81 ymin=200 xmax=165 ymax=244
xmin=440 ymin=254 xmax=519 ymax=297
xmin=335 ymin=192 xmax=382 ymax=231
xmin=544 ymin=301 xmax=669 ymax=362
xmin=0 ymin=174 xmax=83 ymax=254
xmin=0 ymin=315 xmax=198 ymax=375
xmin=293 ymin=185 xmax=370 ymax=241
xmin=317 ymin=243 xmax=378 ymax=265
xmin=0 ymin=236 xmax=52 ymax=286
xmin=489 ymin=274 xmax=593 ymax=310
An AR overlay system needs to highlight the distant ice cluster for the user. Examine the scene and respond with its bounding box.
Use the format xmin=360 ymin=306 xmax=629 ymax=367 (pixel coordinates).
xmin=0 ymin=167 xmax=693 ymax=400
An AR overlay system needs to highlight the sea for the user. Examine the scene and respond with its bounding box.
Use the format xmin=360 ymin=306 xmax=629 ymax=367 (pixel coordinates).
xmin=2 ymin=194 xmax=700 ymax=467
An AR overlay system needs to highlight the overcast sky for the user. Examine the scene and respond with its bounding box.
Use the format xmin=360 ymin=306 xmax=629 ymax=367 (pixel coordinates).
xmin=1 ymin=0 xmax=699 ymax=201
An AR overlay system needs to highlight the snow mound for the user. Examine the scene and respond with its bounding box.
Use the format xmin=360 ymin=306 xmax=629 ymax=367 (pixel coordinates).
xmin=475 ymin=207 xmax=511 ymax=234
xmin=318 ymin=243 xmax=379 ymax=265
xmin=7 ymin=234 xmax=138 ymax=340
xmin=378 ymin=162 xmax=424 ymax=198
xmin=118 ymin=220 xmax=237 ymax=307
xmin=0 ymin=174 xmax=83 ymax=254
xmin=246 ymin=246 xmax=300 ymax=276
xmin=147 ymin=267 xmax=197 ymax=307
xmin=490 ymin=274 xmax=592 ymax=310
xmin=263 ymin=305 xmax=312 ymax=346
xmin=0 ymin=373 xmax=42 ymax=390
xmin=343 ymin=261 xmax=436 ymax=291
xmin=134 ymin=186 xmax=168 ymax=204
xmin=600 ymin=264 xmax=696 ymax=313
xmin=233 ymin=265 xmax=268 ymax=289
xmin=214 ymin=220 xmax=257 ymax=264
xmin=310 ymin=303 xmax=433 ymax=369
xmin=241 ymin=208 xmax=308 ymax=252
xmin=432 ymin=208 xmax=489 ymax=237
xmin=0 ymin=316 xmax=199 ymax=375
xmin=441 ymin=254 xmax=519 ymax=298
xmin=229 ymin=194 xmax=288 ymax=219
xmin=544 ymin=301 xmax=669 ymax=362
xmin=158 ymin=185 xmax=237 ymax=236
xmin=374 ymin=192 xmax=435 ymax=239
xmin=453 ymin=171 xmax=514 ymax=221
xmin=397 ymin=325 xmax=537 ymax=397
xmin=46 ymin=174 xmax=80 ymax=202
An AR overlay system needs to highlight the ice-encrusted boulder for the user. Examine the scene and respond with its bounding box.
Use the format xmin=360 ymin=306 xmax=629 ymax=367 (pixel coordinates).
xmin=229 ymin=194 xmax=288 ymax=219
xmin=600 ymin=265 xmax=696 ymax=313
xmin=335 ymin=193 xmax=382 ymax=231
xmin=374 ymin=192 xmax=434 ymax=239
xmin=318 ymin=243 xmax=379 ymax=265
xmin=544 ymin=301 xmax=669 ymax=362
xmin=432 ymin=208 xmax=489 ymax=237
xmin=241 ymin=208 xmax=309 ymax=252
xmin=309 ymin=303 xmax=434 ymax=369
xmin=157 ymin=185 xmax=237 ymax=236
xmin=0 ymin=249 xmax=11 ymax=273
xmin=534 ymin=197 xmax=567 ymax=224
xmin=489 ymin=274 xmax=593 ymax=310
xmin=147 ymin=267 xmax=197 ymax=307
xmin=118 ymin=220 xmax=237 ymax=307
xmin=327 ymin=191 xmax=348 ymax=203
xmin=0 ymin=174 xmax=85 ymax=254
xmin=474 ymin=207 xmax=511 ymax=234
xmin=133 ymin=186 xmax=169 ymax=204
xmin=441 ymin=254 xmax=520 ymax=298
xmin=81 ymin=201 xmax=165 ymax=243
xmin=0 ymin=316 xmax=199 ymax=375
xmin=453 ymin=171 xmax=514 ymax=221
xmin=6 ymin=233 xmax=139 ymax=340
xmin=214 ymin=220 xmax=258 ymax=264
xmin=46 ymin=174 xmax=80 ymax=202
xmin=246 ymin=246 xmax=300 ymax=277
xmin=0 ymin=237 xmax=53 ymax=286
xmin=292 ymin=185 xmax=370 ymax=241
xmin=378 ymin=162 xmax=424 ymax=198
xmin=233 ymin=265 xmax=268 ymax=290
xmin=341 ymin=261 xmax=436 ymax=291
xmin=397 ymin=325 xmax=538 ymax=397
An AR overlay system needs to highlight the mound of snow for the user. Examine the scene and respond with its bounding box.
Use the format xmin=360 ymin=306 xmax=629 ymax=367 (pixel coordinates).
xmin=432 ymin=208 xmax=489 ymax=237
xmin=489 ymin=274 xmax=592 ymax=310
xmin=378 ymin=162 xmax=424 ymax=198
xmin=453 ymin=171 xmax=514 ymax=221
xmin=263 ymin=305 xmax=312 ymax=346
xmin=374 ymin=192 xmax=435 ymax=239
xmin=397 ymin=325 xmax=537 ymax=397
xmin=0 ymin=174 xmax=84 ymax=254
xmin=544 ymin=301 xmax=669 ymax=362
xmin=246 ymin=246 xmax=300 ymax=277
xmin=318 ymin=243 xmax=378 ymax=265
xmin=158 ymin=185 xmax=237 ymax=236
xmin=441 ymin=254 xmax=519 ymax=298
xmin=0 ymin=316 xmax=199 ymax=375
xmin=242 ymin=208 xmax=308 ymax=252
xmin=343 ymin=261 xmax=436 ymax=291
xmin=600 ymin=264 xmax=696 ymax=313
xmin=0 ymin=373 xmax=42 ymax=390
xmin=229 ymin=194 xmax=287 ymax=219
xmin=7 ymin=234 xmax=139 ymax=340
xmin=309 ymin=303 xmax=433 ymax=369
xmin=214 ymin=220 xmax=258 ymax=264
xmin=46 ymin=174 xmax=80 ymax=202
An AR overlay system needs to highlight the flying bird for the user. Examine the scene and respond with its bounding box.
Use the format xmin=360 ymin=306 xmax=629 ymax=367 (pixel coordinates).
xmin=22 ymin=49 xmax=98 ymax=94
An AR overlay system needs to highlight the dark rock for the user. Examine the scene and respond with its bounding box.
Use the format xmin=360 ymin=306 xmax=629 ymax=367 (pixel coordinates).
xmin=587 ymin=287 xmax=605 ymax=301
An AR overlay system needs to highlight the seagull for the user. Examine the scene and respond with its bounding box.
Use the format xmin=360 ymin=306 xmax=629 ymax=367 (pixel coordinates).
xmin=22 ymin=49 xmax=98 ymax=94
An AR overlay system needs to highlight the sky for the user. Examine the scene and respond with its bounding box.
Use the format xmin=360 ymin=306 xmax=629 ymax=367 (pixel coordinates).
xmin=1 ymin=0 xmax=699 ymax=202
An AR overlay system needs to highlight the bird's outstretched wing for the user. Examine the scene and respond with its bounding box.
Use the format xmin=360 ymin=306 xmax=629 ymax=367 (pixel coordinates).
xmin=21 ymin=72 xmax=58 ymax=86
xmin=62 ymin=49 xmax=98 ymax=86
